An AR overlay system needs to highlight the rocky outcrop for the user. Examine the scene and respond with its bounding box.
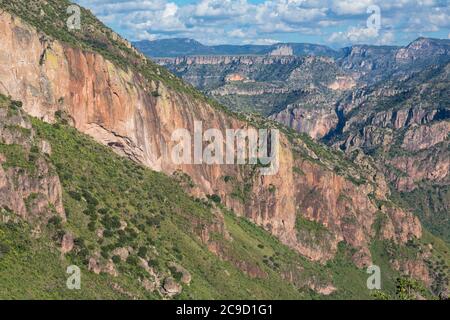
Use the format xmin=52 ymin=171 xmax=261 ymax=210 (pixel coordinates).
xmin=88 ymin=255 xmax=118 ymax=277
xmin=388 ymin=146 xmax=449 ymax=192
xmin=327 ymin=76 xmax=356 ymax=91
xmin=225 ymin=73 xmax=246 ymax=82
xmin=161 ymin=277 xmax=182 ymax=297
xmin=0 ymin=11 xmax=423 ymax=269
xmin=60 ymin=233 xmax=74 ymax=254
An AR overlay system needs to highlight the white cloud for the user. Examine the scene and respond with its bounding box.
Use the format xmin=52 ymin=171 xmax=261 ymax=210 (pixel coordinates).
xmin=428 ymin=12 xmax=450 ymax=27
xmin=135 ymin=30 xmax=157 ymax=41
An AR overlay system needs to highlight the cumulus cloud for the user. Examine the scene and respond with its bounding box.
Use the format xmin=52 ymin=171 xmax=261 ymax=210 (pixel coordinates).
xmin=74 ymin=0 xmax=449 ymax=46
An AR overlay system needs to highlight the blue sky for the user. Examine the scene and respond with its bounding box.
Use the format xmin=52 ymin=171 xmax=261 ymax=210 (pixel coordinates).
xmin=75 ymin=0 xmax=450 ymax=47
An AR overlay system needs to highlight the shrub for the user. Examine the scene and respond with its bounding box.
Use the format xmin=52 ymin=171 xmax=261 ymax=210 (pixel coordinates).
xmin=102 ymin=215 xmax=121 ymax=230
xmin=47 ymin=216 xmax=63 ymax=229
xmin=146 ymin=216 xmax=161 ymax=228
xmin=98 ymin=208 xmax=109 ymax=215
xmin=87 ymin=221 xmax=96 ymax=232
xmin=148 ymin=259 xmax=159 ymax=268
xmin=103 ymin=229 xmax=114 ymax=238
xmin=101 ymin=249 xmax=109 ymax=259
xmin=169 ymin=266 xmax=184 ymax=282
xmin=11 ymin=100 xmax=23 ymax=109
xmin=68 ymin=191 xmax=82 ymax=201
xmin=82 ymin=190 xmax=99 ymax=207
xmin=126 ymin=255 xmax=139 ymax=266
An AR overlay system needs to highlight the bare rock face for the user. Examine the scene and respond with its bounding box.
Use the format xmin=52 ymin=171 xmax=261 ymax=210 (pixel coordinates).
xmin=112 ymin=247 xmax=131 ymax=261
xmin=392 ymin=259 xmax=431 ymax=287
xmin=388 ymin=144 xmax=449 ymax=192
xmin=88 ymin=257 xmax=102 ymax=275
xmin=225 ymin=73 xmax=246 ymax=82
xmin=0 ymin=11 xmax=423 ymax=271
xmin=39 ymin=140 xmax=52 ymax=155
xmin=168 ymin=262 xmax=192 ymax=285
xmin=307 ymin=281 xmax=337 ymax=296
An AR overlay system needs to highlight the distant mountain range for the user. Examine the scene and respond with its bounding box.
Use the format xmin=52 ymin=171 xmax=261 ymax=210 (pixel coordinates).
xmin=133 ymin=38 xmax=340 ymax=58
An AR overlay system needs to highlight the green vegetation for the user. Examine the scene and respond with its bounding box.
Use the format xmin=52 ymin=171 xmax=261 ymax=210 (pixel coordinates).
xmin=0 ymin=144 xmax=35 ymax=172
xmin=295 ymin=215 xmax=327 ymax=234
xmin=0 ymin=0 xmax=448 ymax=300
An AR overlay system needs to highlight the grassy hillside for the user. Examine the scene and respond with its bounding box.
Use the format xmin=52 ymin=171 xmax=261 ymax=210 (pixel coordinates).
xmin=0 ymin=95 xmax=336 ymax=299
xmin=0 ymin=0 xmax=448 ymax=300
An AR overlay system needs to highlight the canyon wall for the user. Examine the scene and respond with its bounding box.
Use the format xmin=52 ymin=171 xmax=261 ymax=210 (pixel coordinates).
xmin=0 ymin=11 xmax=422 ymax=266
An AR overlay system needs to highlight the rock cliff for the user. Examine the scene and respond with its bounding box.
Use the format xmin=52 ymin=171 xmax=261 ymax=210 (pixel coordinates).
xmin=0 ymin=95 xmax=64 ymax=223
xmin=0 ymin=7 xmax=425 ymax=271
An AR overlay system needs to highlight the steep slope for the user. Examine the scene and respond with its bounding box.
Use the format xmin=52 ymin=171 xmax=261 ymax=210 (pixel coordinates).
xmin=133 ymin=38 xmax=338 ymax=58
xmin=0 ymin=0 xmax=446 ymax=298
xmin=2 ymin=89 xmax=446 ymax=300
xmin=0 ymin=94 xmax=333 ymax=299
xmin=329 ymin=57 xmax=450 ymax=244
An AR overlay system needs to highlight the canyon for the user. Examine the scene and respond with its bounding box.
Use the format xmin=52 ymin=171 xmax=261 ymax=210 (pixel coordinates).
xmin=0 ymin=0 xmax=448 ymax=299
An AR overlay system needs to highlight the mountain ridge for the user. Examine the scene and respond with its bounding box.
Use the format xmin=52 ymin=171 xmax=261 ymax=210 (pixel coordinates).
xmin=0 ymin=0 xmax=448 ymax=299
xmin=133 ymin=38 xmax=340 ymax=58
